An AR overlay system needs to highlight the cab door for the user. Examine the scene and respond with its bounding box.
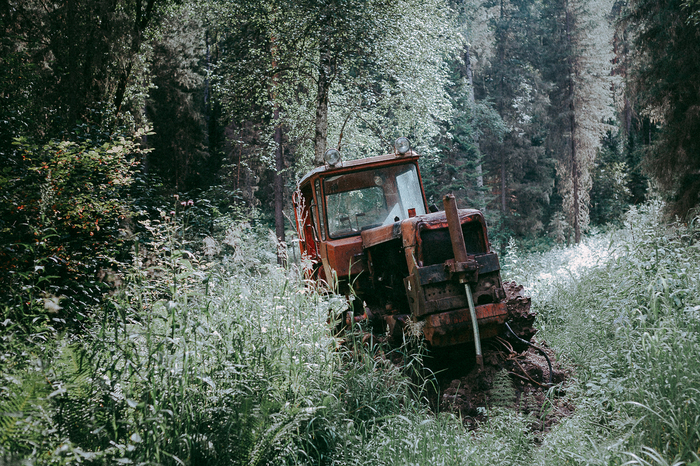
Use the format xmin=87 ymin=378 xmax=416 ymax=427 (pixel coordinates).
xmin=292 ymin=185 xmax=322 ymax=277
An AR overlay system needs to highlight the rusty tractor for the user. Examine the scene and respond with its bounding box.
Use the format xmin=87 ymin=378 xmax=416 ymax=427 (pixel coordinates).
xmin=292 ymin=138 xmax=535 ymax=367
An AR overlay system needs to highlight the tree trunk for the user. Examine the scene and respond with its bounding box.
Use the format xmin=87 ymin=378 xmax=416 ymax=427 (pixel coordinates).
xmin=270 ymin=28 xmax=286 ymax=265
xmin=570 ymin=111 xmax=580 ymax=243
xmin=314 ymin=49 xmax=332 ymax=166
xmin=566 ymin=2 xmax=581 ymax=244
xmin=114 ymin=0 xmax=157 ymax=114
xmin=274 ymin=107 xmax=286 ymax=265
xmin=497 ymin=0 xmax=506 ymax=217
xmin=464 ymin=44 xmax=485 ymax=209
xmin=65 ymin=0 xmax=80 ymax=123
xmin=496 ymin=0 xmax=507 ymax=249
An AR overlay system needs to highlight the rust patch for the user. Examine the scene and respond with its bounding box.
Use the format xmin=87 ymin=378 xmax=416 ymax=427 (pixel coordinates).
xmin=361 ymin=222 xmax=402 ymax=249
xmin=422 ymin=302 xmax=507 ymax=346
xmin=325 ymin=235 xmax=365 ymax=277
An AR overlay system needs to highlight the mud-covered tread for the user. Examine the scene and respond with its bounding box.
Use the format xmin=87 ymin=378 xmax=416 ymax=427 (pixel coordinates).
xmin=503 ymin=281 xmax=537 ymax=343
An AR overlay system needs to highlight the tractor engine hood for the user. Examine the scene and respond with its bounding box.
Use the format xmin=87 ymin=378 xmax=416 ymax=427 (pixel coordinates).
xmin=361 ymin=208 xmax=486 ymax=252
xmin=360 ymin=207 xmax=508 ymax=347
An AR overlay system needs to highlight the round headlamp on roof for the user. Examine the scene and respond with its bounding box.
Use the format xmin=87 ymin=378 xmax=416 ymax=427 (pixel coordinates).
xmin=394 ymin=137 xmax=411 ymax=155
xmin=324 ymin=148 xmax=341 ymax=166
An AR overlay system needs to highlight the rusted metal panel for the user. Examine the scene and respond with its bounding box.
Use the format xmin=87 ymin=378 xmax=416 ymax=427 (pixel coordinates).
xmin=404 ymin=251 xmax=503 ymax=318
xmin=361 ymin=222 xmax=402 ymax=249
xmin=416 ymin=263 xmax=448 ymax=285
xmin=401 ymin=217 xmax=419 ymax=248
xmin=476 ymin=253 xmax=500 ymax=274
xmin=421 ymin=288 xmax=469 ymax=314
xmin=414 ymin=210 xmax=488 ymax=263
xmin=413 ymin=254 xmax=500 ymax=286
xmin=422 ymin=302 xmax=508 ymax=347
xmin=443 ymin=194 xmax=469 ymax=263
xmin=403 ymin=273 xmax=422 ymax=314
xmin=406 ymin=269 xmax=470 ymax=317
xmin=325 ymin=235 xmax=365 ymax=278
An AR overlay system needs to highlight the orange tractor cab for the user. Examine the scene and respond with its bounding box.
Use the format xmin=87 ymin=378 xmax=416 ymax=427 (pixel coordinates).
xmin=293 ymin=138 xmax=533 ymax=364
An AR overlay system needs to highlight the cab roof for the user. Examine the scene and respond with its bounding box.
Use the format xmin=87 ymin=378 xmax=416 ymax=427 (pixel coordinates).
xmin=298 ymin=151 xmax=421 ymax=188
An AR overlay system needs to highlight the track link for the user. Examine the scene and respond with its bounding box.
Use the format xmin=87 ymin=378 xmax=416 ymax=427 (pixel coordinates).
xmin=502 ymin=281 xmax=537 ymax=344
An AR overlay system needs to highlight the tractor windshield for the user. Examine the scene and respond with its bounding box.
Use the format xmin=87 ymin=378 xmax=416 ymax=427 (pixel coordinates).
xmin=323 ymin=164 xmax=426 ymax=238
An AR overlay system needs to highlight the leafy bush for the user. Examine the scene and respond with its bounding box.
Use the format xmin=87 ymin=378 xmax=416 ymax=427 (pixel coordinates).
xmin=0 ymin=131 xmax=148 ymax=334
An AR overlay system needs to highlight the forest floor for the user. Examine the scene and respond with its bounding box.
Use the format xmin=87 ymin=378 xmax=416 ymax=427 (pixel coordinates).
xmin=434 ymin=341 xmax=574 ymax=436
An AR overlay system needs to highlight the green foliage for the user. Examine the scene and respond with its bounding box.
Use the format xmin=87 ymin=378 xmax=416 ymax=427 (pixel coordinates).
xmin=590 ymin=130 xmax=632 ymax=227
xmin=0 ymin=0 xmax=169 ymax=141
xmin=5 ymin=189 xmax=700 ymax=465
xmin=146 ymin=6 xmax=213 ymax=190
xmin=478 ymin=0 xmax=555 ymax=242
xmin=0 ymin=368 xmax=50 ymax=459
xmin=1 ymin=204 xmax=442 ymax=465
xmin=626 ymin=0 xmax=700 ymax=217
xmin=3 ymin=0 xmax=700 ymax=462
xmin=508 ymin=200 xmax=700 ymax=464
xmin=540 ymin=0 xmax=617 ymax=242
xmin=211 ymin=0 xmax=460 ymax=170
xmin=490 ymin=369 xmax=517 ymax=409
xmin=425 ymin=56 xmax=506 ymax=210
xmin=0 ymin=132 xmax=147 ymax=332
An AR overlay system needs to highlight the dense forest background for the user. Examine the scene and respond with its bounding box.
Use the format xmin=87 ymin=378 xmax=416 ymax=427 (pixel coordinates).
xmin=2 ymin=0 xmax=700 ymax=464
xmin=3 ymin=0 xmax=699 ymax=258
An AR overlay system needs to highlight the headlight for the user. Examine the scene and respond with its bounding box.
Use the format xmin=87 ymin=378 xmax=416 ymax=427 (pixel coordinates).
xmin=394 ymin=137 xmax=410 ymax=155
xmin=324 ymin=148 xmax=341 ymax=166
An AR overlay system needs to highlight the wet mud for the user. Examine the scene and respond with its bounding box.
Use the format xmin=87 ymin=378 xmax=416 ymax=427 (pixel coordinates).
xmin=426 ymin=340 xmax=574 ymax=435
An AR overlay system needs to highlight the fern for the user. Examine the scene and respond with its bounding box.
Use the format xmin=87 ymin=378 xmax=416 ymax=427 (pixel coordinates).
xmin=0 ymin=373 xmax=47 ymax=456
xmin=0 ymin=388 xmax=34 ymax=444
xmin=490 ymin=369 xmax=517 ymax=410
xmin=248 ymin=410 xmax=307 ymax=466
xmin=52 ymin=343 xmax=115 ymax=450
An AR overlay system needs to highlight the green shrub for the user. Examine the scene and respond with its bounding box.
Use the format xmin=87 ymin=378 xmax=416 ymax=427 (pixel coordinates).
xmin=0 ymin=131 xmax=148 ymax=334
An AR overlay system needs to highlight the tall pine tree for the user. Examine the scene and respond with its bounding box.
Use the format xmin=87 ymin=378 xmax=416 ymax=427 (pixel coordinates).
xmin=479 ymin=0 xmax=555 ymax=244
xmin=626 ymin=0 xmax=700 ymax=216
xmin=541 ymin=0 xmax=616 ymax=242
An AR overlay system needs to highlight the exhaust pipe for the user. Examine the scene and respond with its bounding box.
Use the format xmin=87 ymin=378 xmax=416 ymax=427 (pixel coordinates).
xmin=443 ymin=194 xmax=483 ymax=370
xmin=443 ymin=194 xmax=468 ymax=263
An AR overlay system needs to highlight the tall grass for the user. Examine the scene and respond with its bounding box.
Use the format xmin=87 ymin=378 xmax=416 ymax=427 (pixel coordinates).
xmin=3 ymin=200 xmax=700 ymax=465
xmin=1 ymin=213 xmax=456 ymax=465
xmin=504 ymin=200 xmax=700 ymax=465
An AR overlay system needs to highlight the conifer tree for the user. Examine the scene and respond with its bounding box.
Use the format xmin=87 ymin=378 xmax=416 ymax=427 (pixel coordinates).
xmin=611 ymin=1 xmax=649 ymax=207
xmin=479 ymin=0 xmax=555 ymax=243
xmin=541 ymin=0 xmax=616 ymax=242
xmin=0 ymin=0 xmax=169 ymax=139
xmin=626 ymin=0 xmax=700 ymax=216
xmin=146 ymin=8 xmax=209 ymax=190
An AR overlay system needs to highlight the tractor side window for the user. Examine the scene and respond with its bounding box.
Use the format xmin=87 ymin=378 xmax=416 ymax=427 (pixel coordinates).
xmin=396 ymin=168 xmax=426 ymax=217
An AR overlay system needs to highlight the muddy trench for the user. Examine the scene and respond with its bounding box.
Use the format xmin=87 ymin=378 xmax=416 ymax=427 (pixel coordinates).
xmin=423 ymin=339 xmax=575 ymax=436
